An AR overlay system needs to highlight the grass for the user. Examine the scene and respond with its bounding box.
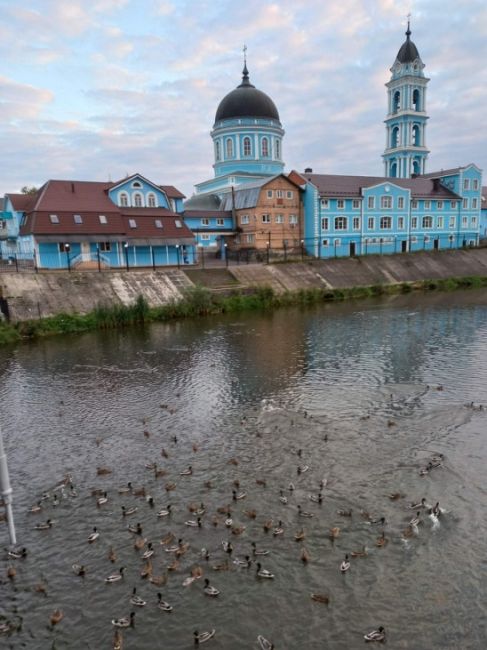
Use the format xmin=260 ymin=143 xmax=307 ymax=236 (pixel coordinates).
xmin=1 ymin=275 xmax=487 ymax=347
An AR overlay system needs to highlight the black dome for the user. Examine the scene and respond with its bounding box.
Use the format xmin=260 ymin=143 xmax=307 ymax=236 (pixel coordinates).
xmin=215 ymin=65 xmax=280 ymax=122
xmin=396 ymin=25 xmax=420 ymax=63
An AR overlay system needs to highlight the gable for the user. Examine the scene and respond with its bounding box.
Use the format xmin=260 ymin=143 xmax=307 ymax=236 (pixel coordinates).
xmin=109 ymin=175 xmax=170 ymax=209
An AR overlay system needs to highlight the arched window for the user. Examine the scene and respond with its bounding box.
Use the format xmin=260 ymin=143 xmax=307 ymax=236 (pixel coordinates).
xmin=390 ymin=161 xmax=397 ymax=178
xmin=119 ymin=192 xmax=128 ymax=207
xmin=226 ymin=138 xmax=233 ymax=158
xmin=147 ymin=193 xmax=156 ymax=208
xmin=412 ymin=160 xmax=420 ymax=175
xmin=412 ymin=89 xmax=420 ymax=111
xmin=215 ymin=141 xmax=221 ymax=161
xmin=392 ymin=90 xmax=400 ymax=113
xmin=132 ymin=181 xmax=142 ymax=188
xmin=412 ymin=125 xmax=420 ymax=146
xmin=275 ymin=139 xmax=280 ymax=159
xmin=243 ymin=137 xmax=251 ymax=156
xmin=391 ymin=126 xmax=399 ymax=148
xmin=133 ymin=193 xmax=143 ymax=207
xmin=422 ymin=216 xmax=433 ymax=228
xmin=261 ymin=137 xmax=269 ymax=157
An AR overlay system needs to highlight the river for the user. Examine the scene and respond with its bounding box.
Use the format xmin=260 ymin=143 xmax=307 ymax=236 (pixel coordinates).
xmin=1 ymin=290 xmax=487 ymax=649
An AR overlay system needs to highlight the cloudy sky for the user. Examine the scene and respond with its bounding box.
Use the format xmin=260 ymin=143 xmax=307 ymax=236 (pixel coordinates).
xmin=1 ymin=0 xmax=486 ymax=198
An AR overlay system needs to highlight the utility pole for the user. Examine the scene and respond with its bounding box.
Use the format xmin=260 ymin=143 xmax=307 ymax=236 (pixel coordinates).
xmin=0 ymin=424 xmax=16 ymax=546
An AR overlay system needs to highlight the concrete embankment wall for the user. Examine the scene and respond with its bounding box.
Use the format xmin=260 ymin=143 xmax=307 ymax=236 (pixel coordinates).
xmin=2 ymin=248 xmax=487 ymax=322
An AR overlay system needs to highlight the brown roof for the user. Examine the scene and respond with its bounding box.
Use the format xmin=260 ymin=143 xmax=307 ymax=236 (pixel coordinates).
xmin=20 ymin=211 xmax=123 ymax=237
xmin=121 ymin=213 xmax=194 ymax=239
xmin=29 ymin=180 xmax=116 ymax=212
xmin=292 ymin=171 xmax=460 ymax=199
xmin=8 ymin=192 xmax=40 ymax=212
xmin=160 ymin=185 xmax=186 ymax=199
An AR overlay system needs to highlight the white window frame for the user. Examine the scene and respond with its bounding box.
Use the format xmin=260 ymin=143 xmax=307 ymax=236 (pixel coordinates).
xmin=267 ymin=190 xmax=273 ymax=198
xmin=334 ymin=216 xmax=347 ymax=230
xmin=154 ymin=219 xmax=163 ymax=229
xmin=133 ymin=192 xmax=143 ymax=207
xmin=99 ymin=215 xmax=107 ymax=224
xmin=449 ymin=216 xmax=456 ymax=228
xmin=226 ymin=138 xmax=233 ymax=158
xmin=261 ymin=137 xmax=269 ymax=157
xmin=73 ymin=214 xmax=83 ymax=224
xmin=243 ymin=137 xmax=251 ymax=157
xmin=240 ymin=215 xmax=249 ymax=225
xmin=337 ymin=199 xmax=345 ymax=209
xmin=451 ymin=201 xmax=457 ymax=209
xmin=473 ymin=179 xmax=479 ymax=191
xmin=398 ymin=216 xmax=405 ymax=229
xmin=424 ymin=200 xmax=431 ymax=210
xmin=201 ymin=218 xmax=209 ymax=226
xmin=463 ymin=198 xmax=468 ymax=209
xmin=99 ymin=241 xmax=111 ymax=252
xmin=321 ymin=217 xmax=329 ymax=230
xmin=380 ymin=216 xmax=392 ymax=229
xmin=262 ymin=214 xmax=271 ymax=224
xmin=397 ymin=197 xmax=405 ymax=209
xmin=472 ymin=216 xmax=477 ymax=226
xmin=246 ymin=233 xmax=254 ymax=243
xmin=437 ymin=216 xmax=443 ymax=229
xmin=352 ymin=217 xmax=360 ymax=230
xmin=286 ymin=191 xmax=293 ymax=199
xmin=462 ymin=216 xmax=468 ymax=228
xmin=200 ymin=234 xmax=210 ymax=241
xmin=367 ymin=196 xmax=375 ymax=209
xmin=411 ymin=217 xmax=418 ymax=228
xmin=276 ymin=190 xmax=284 ymax=199
xmin=437 ymin=200 xmax=443 ymax=210
xmin=275 ymin=214 xmax=284 ymax=224
xmin=464 ymin=179 xmax=470 ymax=190
xmin=289 ymin=214 xmax=298 ymax=224
xmin=422 ymin=215 xmax=433 ymax=229
xmin=472 ymin=198 xmax=478 ymax=209
xmin=175 ymin=219 xmax=183 ymax=228
xmin=216 ymin=218 xmax=225 ymax=226
xmin=147 ymin=193 xmax=157 ymax=208
xmin=381 ymin=196 xmax=392 ymax=209
xmin=321 ymin=199 xmax=329 ymax=209
xmin=367 ymin=216 xmax=374 ymax=229
xmin=119 ymin=192 xmax=129 ymax=207
xmin=352 ymin=199 xmax=360 ymax=209
xmin=411 ymin=199 xmax=418 ymax=209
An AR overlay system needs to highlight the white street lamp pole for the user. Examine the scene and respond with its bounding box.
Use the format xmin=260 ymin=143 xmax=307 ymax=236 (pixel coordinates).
xmin=0 ymin=424 xmax=16 ymax=545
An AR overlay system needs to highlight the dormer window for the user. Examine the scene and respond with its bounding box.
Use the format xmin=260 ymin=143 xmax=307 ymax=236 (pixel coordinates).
xmin=119 ymin=192 xmax=128 ymax=207
xmin=155 ymin=219 xmax=163 ymax=229
xmin=147 ymin=193 xmax=156 ymax=208
xmin=73 ymin=214 xmax=83 ymax=224
xmin=133 ymin=193 xmax=143 ymax=207
xmin=128 ymin=219 xmax=137 ymax=228
xmin=99 ymin=215 xmax=107 ymax=224
xmin=132 ymin=181 xmax=142 ymax=188
xmin=175 ymin=219 xmax=182 ymax=228
xmin=49 ymin=214 xmax=59 ymax=224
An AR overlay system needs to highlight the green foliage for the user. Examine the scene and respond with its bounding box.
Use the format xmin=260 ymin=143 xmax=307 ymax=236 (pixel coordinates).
xmin=20 ymin=185 xmax=38 ymax=195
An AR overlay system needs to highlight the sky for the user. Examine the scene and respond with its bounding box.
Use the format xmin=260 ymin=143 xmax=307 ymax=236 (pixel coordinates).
xmin=1 ymin=0 xmax=486 ymax=198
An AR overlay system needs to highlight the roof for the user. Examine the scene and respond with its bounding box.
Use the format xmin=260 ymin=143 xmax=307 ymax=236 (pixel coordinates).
xmin=183 ymin=210 xmax=233 ymax=218
xmin=184 ymin=193 xmax=223 ymax=210
xmin=218 ymin=175 xmax=301 ymax=211
xmin=420 ymin=165 xmax=479 ymax=179
xmin=396 ymin=25 xmax=420 ymax=63
xmin=294 ymin=171 xmax=460 ymax=199
xmin=215 ymin=64 xmax=280 ymax=123
xmin=159 ymin=185 xmax=186 ymax=199
xmin=8 ymin=192 xmax=39 ymax=212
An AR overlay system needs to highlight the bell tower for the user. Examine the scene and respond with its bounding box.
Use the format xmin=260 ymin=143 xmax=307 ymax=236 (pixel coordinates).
xmin=383 ymin=19 xmax=429 ymax=178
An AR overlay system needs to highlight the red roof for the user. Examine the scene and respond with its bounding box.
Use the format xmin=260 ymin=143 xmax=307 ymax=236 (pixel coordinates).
xmin=160 ymin=185 xmax=186 ymax=199
xmin=8 ymin=192 xmax=40 ymax=212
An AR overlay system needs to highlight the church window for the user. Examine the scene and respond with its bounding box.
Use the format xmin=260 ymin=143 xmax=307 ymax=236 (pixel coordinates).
xmin=352 ymin=199 xmax=360 ymax=209
xmin=368 ymin=217 xmax=375 ymax=229
xmin=463 ymin=198 xmax=468 ymax=209
xmin=449 ymin=217 xmax=456 ymax=228
xmin=424 ymin=200 xmax=431 ymax=209
xmin=337 ymin=200 xmax=345 ymax=209
xmin=353 ymin=217 xmax=360 ymax=230
xmin=240 ymin=215 xmax=249 ymax=225
xmin=390 ymin=161 xmax=398 ymax=177
xmin=321 ymin=217 xmax=329 ymax=230
xmin=392 ymin=90 xmax=400 ymax=113
xmin=412 ymin=89 xmax=420 ymax=111
xmin=422 ymin=216 xmax=433 ymax=228
xmin=334 ymin=216 xmax=347 ymax=230
xmin=411 ymin=217 xmax=418 ymax=228
xmin=147 ymin=193 xmax=157 ymax=208
xmin=472 ymin=198 xmax=478 ymax=209
xmin=463 ymin=179 xmax=470 ymax=190
xmin=275 ymin=139 xmax=280 ymax=159
xmin=412 ymin=125 xmax=420 ymax=146
xmin=367 ymin=197 xmax=375 ymax=209
xmin=119 ymin=192 xmax=128 ymax=207
xmin=261 ymin=138 xmax=269 ymax=157
xmin=412 ymin=160 xmax=420 ymax=175
xmin=450 ymin=201 xmax=457 ymax=209
xmin=243 ymin=137 xmax=252 ymax=156
xmin=398 ymin=217 xmax=405 ymax=229
xmin=398 ymin=197 xmax=404 ymax=209
xmin=262 ymin=214 xmax=271 ymax=224
xmin=215 ymin=141 xmax=221 ymax=161
xmin=226 ymin=138 xmax=234 ymax=158
xmin=381 ymin=196 xmax=392 ymax=209
xmin=380 ymin=216 xmax=392 ymax=229
xmin=133 ymin=193 xmax=143 ymax=207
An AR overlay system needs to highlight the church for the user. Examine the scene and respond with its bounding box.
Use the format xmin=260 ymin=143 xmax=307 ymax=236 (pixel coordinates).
xmin=184 ymin=22 xmax=482 ymax=259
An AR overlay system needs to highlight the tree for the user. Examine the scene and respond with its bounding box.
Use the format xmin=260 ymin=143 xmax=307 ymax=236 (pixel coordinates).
xmin=20 ymin=186 xmax=38 ymax=195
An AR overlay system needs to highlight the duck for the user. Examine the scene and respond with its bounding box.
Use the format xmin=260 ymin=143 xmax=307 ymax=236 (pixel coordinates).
xmin=251 ymin=542 xmax=269 ymax=556
xmin=351 ymin=546 xmax=368 ymax=558
xmin=167 ymin=558 xmax=180 ymax=572
xmin=227 ymin=457 xmax=239 ymax=466
xmin=294 ymin=528 xmax=306 ymax=542
xmin=203 ymin=578 xmax=220 ymax=597
xmin=204 ymin=480 xmax=213 ymax=489
xmin=419 ymin=462 xmax=433 ymax=476
xmin=185 ymin=518 xmax=202 ymax=527
xmin=225 ymin=514 xmax=232 ymax=528
xmin=432 ymin=501 xmax=442 ymax=517
xmin=175 ymin=541 xmax=190 ymax=557
xmin=7 ymin=566 xmax=16 ymax=580
xmin=212 ymin=560 xmax=229 ymax=571
xmin=256 ymin=562 xmax=274 ymax=579
xmin=263 ymin=519 xmax=273 ymax=533
xmin=154 ymin=466 xmax=166 ymax=478
xmin=279 ymin=490 xmax=288 ymax=505
xmin=72 ymin=564 xmax=86 ymax=576
xmin=30 ymin=501 xmax=43 ymax=513
xmin=376 ymin=532 xmax=388 ymax=547
xmin=221 ymin=540 xmax=233 ymax=554
xmin=337 ymin=508 xmax=352 ymax=517
xmin=189 ymin=502 xmax=205 ymax=515
xmin=145 ymin=462 xmax=157 ymax=470
xmin=50 ymin=609 xmax=64 ymax=626
xmin=256 ymin=479 xmax=267 ymax=487
xmin=329 ymin=527 xmax=340 ymax=540
xmin=8 ymin=547 xmax=28 ymax=559
xmin=160 ymin=532 xmax=174 ymax=546
xmin=149 ymin=572 xmax=167 ymax=587
xmin=180 ymin=465 xmax=193 ymax=476
xmin=410 ymin=498 xmax=426 ymax=509
xmin=88 ymin=527 xmax=99 ymax=543
xmin=97 ymin=466 xmax=112 ymax=476
xmin=193 ymin=629 xmax=215 ymax=645
xmin=161 ymin=448 xmax=169 ymax=459
xmin=130 ymin=587 xmax=146 ymax=607
xmin=257 ymin=635 xmax=274 ymax=650
xmin=297 ymin=465 xmax=309 ymax=474
xmin=118 ymin=482 xmax=132 ymax=495
xmin=97 ymin=492 xmax=108 ymax=506
xmin=122 ymin=505 xmax=137 ymax=517
xmin=340 ymin=555 xmax=351 ymax=572
xmin=309 ymin=493 xmax=323 ymax=504
xmin=233 ymin=555 xmax=252 ymax=567
xmin=364 ymin=626 xmax=385 ymax=642
xmin=142 ymin=543 xmax=154 ymax=559
xmin=157 ymin=592 xmax=173 ymax=611
xmin=300 ymin=547 xmax=310 ymax=563
xmin=232 ymin=490 xmax=246 ymax=501
xmin=288 ymin=482 xmax=295 ymax=491
xmin=157 ymin=505 xmax=172 ymax=518
xmin=132 ymin=486 xmax=146 ymax=497
xmin=165 ymin=482 xmax=177 ymax=492
xmin=388 ymin=492 xmax=403 ymax=500
xmin=369 ymin=517 xmax=386 ymax=526
xmin=112 ymin=612 xmax=135 ymax=628
xmin=105 ymin=567 xmax=125 ymax=583
xmin=34 ymin=519 xmax=53 ymax=530
xmin=244 ymin=509 xmax=257 ymax=519
xmin=273 ymin=521 xmax=284 ymax=536
xmin=297 ymin=505 xmax=314 ymax=518
xmin=409 ymin=512 xmax=421 ymax=527
xmin=128 ymin=523 xmax=143 ymax=535
xmin=108 ymin=547 xmax=117 ymax=563
xmin=311 ymin=593 xmax=330 ymax=604
xmin=231 ymin=525 xmax=246 ymax=535
xmin=140 ymin=560 xmax=153 ymax=578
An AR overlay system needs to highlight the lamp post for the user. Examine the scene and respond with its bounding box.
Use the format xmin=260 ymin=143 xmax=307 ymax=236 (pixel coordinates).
xmin=199 ymin=245 xmax=204 ymax=269
xmin=266 ymin=242 xmax=270 ymax=265
xmin=301 ymin=239 xmax=305 ymax=262
xmin=175 ymin=244 xmax=180 ymax=269
xmin=65 ymin=243 xmax=71 ymax=272
xmin=0 ymin=424 xmax=17 ymax=546
xmin=224 ymin=243 xmax=228 ymax=268
xmin=123 ymin=242 xmax=129 ymax=271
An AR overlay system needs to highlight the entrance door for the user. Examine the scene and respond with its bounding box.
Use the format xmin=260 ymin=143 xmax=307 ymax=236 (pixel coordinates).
xmin=433 ymin=238 xmax=439 ymax=251
xmin=349 ymin=241 xmax=356 ymax=256
xmin=401 ymin=240 xmax=407 ymax=253
xmin=81 ymin=241 xmax=91 ymax=261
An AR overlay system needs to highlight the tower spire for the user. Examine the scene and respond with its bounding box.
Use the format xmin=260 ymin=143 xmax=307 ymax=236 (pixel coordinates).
xmin=239 ymin=44 xmax=253 ymax=87
xmin=406 ymin=13 xmax=411 ymax=37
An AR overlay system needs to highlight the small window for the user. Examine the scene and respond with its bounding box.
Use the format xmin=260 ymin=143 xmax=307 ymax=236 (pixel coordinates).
xmin=49 ymin=214 xmax=59 ymax=224
xmin=424 ymin=200 xmax=431 ymax=210
xmin=147 ymin=194 xmax=157 ymax=208
xmin=472 ymin=216 xmax=477 ymax=226
xmin=132 ymin=181 xmax=142 ymax=188
xmin=289 ymin=214 xmax=298 ymax=224
xmin=367 ymin=197 xmax=375 ymax=209
xmin=216 ymin=218 xmax=225 ymax=226
xmin=322 ymin=239 xmax=329 ymax=247
xmin=411 ymin=236 xmax=418 ymax=243
xmin=368 ymin=217 xmax=374 ymax=229
xmin=155 ymin=219 xmax=163 ymax=229
xmin=99 ymin=242 xmax=111 ymax=252
xmin=437 ymin=201 xmax=443 ymax=210
xmin=381 ymin=196 xmax=392 ymax=209
xmin=463 ymin=198 xmax=468 ymax=209
xmin=240 ymin=215 xmax=249 ymax=225
xmin=276 ymin=190 xmax=283 ymax=199
xmin=450 ymin=201 xmax=457 ymax=209
xmin=398 ymin=216 xmax=405 ymax=229
xmin=200 ymin=234 xmax=210 ymax=241
xmin=397 ymin=197 xmax=404 ymax=209
xmin=275 ymin=214 xmax=284 ymax=224
xmin=462 ymin=216 xmax=468 ymax=227
xmin=321 ymin=217 xmax=329 ymax=230
xmin=473 ymin=179 xmax=479 ymax=190
xmin=352 ymin=199 xmax=360 ymax=209
xmin=226 ymin=138 xmax=234 ymax=158
xmin=215 ymin=141 xmax=221 ymax=161
xmin=463 ymin=179 xmax=470 ymax=190
xmin=437 ymin=216 xmax=443 ymax=228
xmin=286 ymin=191 xmax=293 ymax=199
xmin=321 ymin=199 xmax=329 ymax=208
xmin=352 ymin=217 xmax=360 ymax=230
xmin=267 ymin=190 xmax=273 ymax=198
xmin=134 ymin=193 xmax=143 ymax=207
xmin=175 ymin=220 xmax=183 ymax=228
xmin=411 ymin=200 xmax=418 ymax=209
xmin=73 ymin=214 xmax=83 ymax=224
xmin=201 ymin=218 xmax=209 ymax=226
xmin=119 ymin=193 xmax=128 ymax=207
xmin=449 ymin=216 xmax=456 ymax=228
xmin=246 ymin=233 xmax=254 ymax=243
xmin=337 ymin=199 xmax=345 ymax=209
xmin=262 ymin=214 xmax=271 ymax=224
xmin=472 ymin=198 xmax=478 ymax=209
xmin=412 ymin=217 xmax=418 ymax=228
xmin=422 ymin=216 xmax=433 ymax=228
xmin=99 ymin=215 xmax=107 ymax=224
xmin=128 ymin=219 xmax=137 ymax=228
xmin=334 ymin=216 xmax=347 ymax=230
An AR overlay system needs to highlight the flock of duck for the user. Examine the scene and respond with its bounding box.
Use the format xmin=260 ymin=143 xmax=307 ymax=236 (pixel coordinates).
xmin=1 ymin=401 xmax=452 ymax=648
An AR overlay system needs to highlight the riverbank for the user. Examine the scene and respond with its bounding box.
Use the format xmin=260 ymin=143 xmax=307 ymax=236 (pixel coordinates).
xmin=1 ymin=274 xmax=487 ymax=346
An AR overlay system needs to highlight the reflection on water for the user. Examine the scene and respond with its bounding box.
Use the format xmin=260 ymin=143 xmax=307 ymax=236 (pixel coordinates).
xmin=1 ymin=290 xmax=487 ymax=648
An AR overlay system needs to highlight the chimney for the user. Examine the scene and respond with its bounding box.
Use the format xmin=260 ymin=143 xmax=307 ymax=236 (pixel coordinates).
xmin=71 ymin=182 xmax=75 ymax=193
xmin=304 ymin=167 xmax=313 ymax=173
